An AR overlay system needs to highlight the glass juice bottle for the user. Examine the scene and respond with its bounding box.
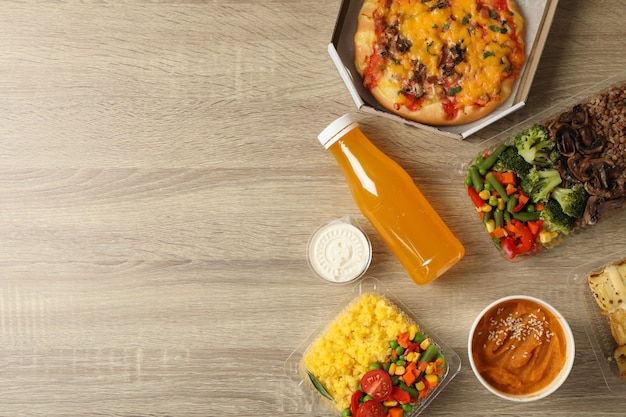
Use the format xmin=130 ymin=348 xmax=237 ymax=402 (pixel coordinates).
xmin=317 ymin=114 xmax=464 ymax=285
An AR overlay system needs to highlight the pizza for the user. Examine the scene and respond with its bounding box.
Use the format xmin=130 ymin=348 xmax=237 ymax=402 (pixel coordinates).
xmin=354 ymin=0 xmax=526 ymax=125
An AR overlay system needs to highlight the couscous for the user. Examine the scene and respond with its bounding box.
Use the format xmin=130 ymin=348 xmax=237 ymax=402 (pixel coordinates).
xmin=302 ymin=293 xmax=418 ymax=412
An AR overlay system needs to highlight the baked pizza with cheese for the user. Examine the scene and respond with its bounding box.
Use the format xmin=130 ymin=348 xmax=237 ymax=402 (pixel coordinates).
xmin=354 ymin=0 xmax=526 ymax=125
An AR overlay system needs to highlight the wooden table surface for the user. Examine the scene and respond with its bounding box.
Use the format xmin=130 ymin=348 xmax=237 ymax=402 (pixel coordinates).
xmin=1 ymin=1 xmax=625 ymax=416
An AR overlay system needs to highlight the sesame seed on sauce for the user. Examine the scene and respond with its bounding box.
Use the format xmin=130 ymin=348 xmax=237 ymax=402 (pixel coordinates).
xmin=486 ymin=307 xmax=551 ymax=349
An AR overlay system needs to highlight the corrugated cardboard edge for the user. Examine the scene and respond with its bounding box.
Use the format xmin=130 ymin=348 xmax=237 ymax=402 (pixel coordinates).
xmin=327 ymin=0 xmax=560 ymax=140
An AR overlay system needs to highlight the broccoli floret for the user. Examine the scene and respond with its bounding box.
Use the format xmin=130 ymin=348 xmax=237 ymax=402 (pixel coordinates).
xmin=520 ymin=167 xmax=562 ymax=203
xmin=492 ymin=145 xmax=533 ymax=177
xmin=551 ymin=185 xmax=589 ymax=219
xmin=540 ymin=198 xmax=575 ymax=234
xmin=510 ymin=124 xmax=559 ymax=167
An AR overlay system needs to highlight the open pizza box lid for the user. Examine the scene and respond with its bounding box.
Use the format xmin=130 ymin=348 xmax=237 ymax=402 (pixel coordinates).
xmin=327 ymin=0 xmax=559 ymax=140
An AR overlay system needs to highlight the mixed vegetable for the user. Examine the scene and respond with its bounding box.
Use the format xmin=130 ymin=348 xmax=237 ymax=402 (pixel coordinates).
xmin=465 ymin=124 xmax=589 ymax=259
xmin=309 ymin=326 xmax=446 ymax=417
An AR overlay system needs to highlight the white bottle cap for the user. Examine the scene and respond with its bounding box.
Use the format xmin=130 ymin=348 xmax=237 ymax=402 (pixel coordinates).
xmin=317 ymin=114 xmax=358 ymax=149
xmin=307 ymin=218 xmax=372 ymax=284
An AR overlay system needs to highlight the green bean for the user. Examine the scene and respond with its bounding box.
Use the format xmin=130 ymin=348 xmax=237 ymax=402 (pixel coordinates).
xmin=420 ymin=344 xmax=439 ymax=362
xmin=506 ymin=195 xmax=518 ymax=213
xmin=468 ymin=165 xmax=483 ymax=192
xmin=494 ymin=209 xmax=504 ymax=229
xmin=482 ymin=210 xmax=492 ymax=224
xmin=412 ymin=332 xmax=425 ymax=343
xmin=399 ymin=382 xmax=419 ymax=398
xmin=512 ymin=211 xmax=541 ymax=221
xmin=477 ymin=143 xmax=507 ymax=174
xmin=485 ymin=172 xmax=508 ymax=202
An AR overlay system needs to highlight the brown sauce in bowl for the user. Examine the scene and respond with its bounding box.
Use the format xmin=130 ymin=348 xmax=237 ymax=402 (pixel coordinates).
xmin=471 ymin=298 xmax=568 ymax=396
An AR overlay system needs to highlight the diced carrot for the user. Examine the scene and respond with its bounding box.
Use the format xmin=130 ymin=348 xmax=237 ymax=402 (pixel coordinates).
xmin=494 ymin=171 xmax=517 ymax=186
xmin=397 ymin=332 xmax=411 ymax=349
xmin=527 ymin=220 xmax=542 ymax=236
xmin=505 ymin=183 xmax=517 ymax=195
xmin=492 ymin=226 xmax=506 ymax=239
xmin=535 ymin=201 xmax=545 ymax=211
xmin=403 ymin=362 xmax=418 ymax=386
xmin=512 ymin=193 xmax=529 ymax=212
xmin=388 ymin=407 xmax=404 ymax=417
xmin=418 ymin=388 xmax=429 ymax=400
xmin=391 ymin=350 xmax=398 ymax=360
xmin=505 ymin=222 xmax=522 ymax=237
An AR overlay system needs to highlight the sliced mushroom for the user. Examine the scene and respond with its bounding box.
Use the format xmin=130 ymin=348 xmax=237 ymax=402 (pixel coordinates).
xmin=570 ymin=104 xmax=589 ymax=129
xmin=554 ymin=126 xmax=578 ymax=157
xmin=567 ymin=154 xmax=593 ymax=182
xmin=583 ymin=195 xmax=604 ymax=225
xmin=577 ymin=128 xmax=604 ymax=154
xmin=581 ymin=158 xmax=616 ymax=196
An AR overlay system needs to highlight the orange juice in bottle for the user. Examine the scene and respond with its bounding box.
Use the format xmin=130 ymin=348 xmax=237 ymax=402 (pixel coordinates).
xmin=317 ymin=114 xmax=464 ymax=285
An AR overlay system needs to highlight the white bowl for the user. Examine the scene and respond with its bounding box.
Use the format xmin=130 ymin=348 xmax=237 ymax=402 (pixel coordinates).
xmin=468 ymin=295 xmax=575 ymax=402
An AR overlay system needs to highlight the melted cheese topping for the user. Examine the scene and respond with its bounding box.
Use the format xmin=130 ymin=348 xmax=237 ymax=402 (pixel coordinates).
xmin=369 ymin=0 xmax=525 ymax=110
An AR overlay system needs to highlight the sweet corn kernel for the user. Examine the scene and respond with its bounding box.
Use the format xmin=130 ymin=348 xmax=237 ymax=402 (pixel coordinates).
xmin=539 ymin=230 xmax=559 ymax=244
xmin=406 ymin=352 xmax=417 ymax=362
xmin=478 ymin=189 xmax=490 ymax=200
xmin=394 ymin=366 xmax=406 ymax=376
xmin=415 ymin=381 xmax=426 ymax=391
xmin=409 ymin=325 xmax=418 ymax=341
xmin=425 ymin=374 xmax=439 ymax=385
xmin=425 ymin=364 xmax=435 ymax=374
xmin=420 ymin=339 xmax=431 ymax=350
xmin=497 ymin=198 xmax=506 ymax=211
xmin=481 ymin=204 xmax=493 ymax=213
xmin=485 ymin=219 xmax=495 ymax=233
xmin=383 ymin=400 xmax=398 ymax=407
xmin=388 ymin=363 xmax=396 ymax=376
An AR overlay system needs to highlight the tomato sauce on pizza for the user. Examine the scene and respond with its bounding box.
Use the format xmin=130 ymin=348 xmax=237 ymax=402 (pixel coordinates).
xmin=354 ymin=0 xmax=526 ymax=125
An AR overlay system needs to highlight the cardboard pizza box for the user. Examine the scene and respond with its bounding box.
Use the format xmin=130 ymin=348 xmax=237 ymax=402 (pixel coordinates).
xmin=327 ymin=0 xmax=559 ymax=139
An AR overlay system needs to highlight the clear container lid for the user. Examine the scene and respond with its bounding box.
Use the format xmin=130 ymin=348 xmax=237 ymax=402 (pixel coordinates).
xmin=317 ymin=114 xmax=358 ymax=149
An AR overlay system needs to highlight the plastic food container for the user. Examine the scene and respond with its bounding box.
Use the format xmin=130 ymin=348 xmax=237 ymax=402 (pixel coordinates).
xmin=458 ymin=71 xmax=626 ymax=261
xmin=570 ymin=250 xmax=626 ymax=393
xmin=468 ymin=295 xmax=575 ymax=401
xmin=307 ymin=216 xmax=372 ymax=284
xmin=284 ymin=277 xmax=461 ymax=417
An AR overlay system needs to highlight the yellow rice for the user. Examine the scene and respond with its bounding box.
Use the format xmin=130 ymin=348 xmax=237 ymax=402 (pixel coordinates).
xmin=302 ymin=293 xmax=417 ymax=412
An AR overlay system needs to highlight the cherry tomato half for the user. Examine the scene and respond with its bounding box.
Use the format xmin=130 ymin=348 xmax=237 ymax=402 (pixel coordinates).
xmin=356 ymin=399 xmax=385 ymax=417
xmin=360 ymin=369 xmax=392 ymax=402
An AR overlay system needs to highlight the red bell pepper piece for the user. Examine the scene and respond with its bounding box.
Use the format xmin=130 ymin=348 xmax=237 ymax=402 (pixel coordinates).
xmin=501 ymin=236 xmax=517 ymax=259
xmin=467 ymin=186 xmax=485 ymax=208
xmin=350 ymin=390 xmax=363 ymax=416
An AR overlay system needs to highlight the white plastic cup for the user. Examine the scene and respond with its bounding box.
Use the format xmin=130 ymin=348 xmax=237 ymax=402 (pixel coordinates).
xmin=307 ymin=217 xmax=372 ymax=284
xmin=468 ymin=295 xmax=575 ymax=402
